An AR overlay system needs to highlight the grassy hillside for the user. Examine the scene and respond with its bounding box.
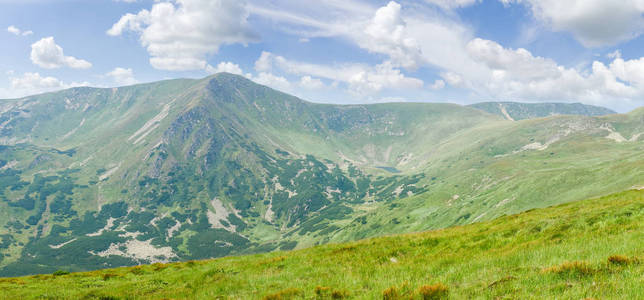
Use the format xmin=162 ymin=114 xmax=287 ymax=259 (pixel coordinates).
xmin=1 ymin=189 xmax=641 ymax=299
xmin=469 ymin=101 xmax=616 ymax=121
xmin=0 ymin=73 xmax=642 ymax=276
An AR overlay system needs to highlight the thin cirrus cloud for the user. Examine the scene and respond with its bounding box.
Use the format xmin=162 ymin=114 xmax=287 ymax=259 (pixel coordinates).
xmin=30 ymin=37 xmax=92 ymax=69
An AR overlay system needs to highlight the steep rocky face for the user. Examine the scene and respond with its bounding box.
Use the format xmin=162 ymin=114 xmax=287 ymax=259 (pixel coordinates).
xmin=0 ymin=73 xmax=641 ymax=276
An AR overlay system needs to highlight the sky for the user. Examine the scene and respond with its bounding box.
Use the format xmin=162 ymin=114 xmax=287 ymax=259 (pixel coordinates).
xmin=3 ymin=0 xmax=644 ymax=112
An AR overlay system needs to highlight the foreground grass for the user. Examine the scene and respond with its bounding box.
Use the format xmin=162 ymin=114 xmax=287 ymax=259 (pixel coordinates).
xmin=2 ymin=190 xmax=642 ymax=299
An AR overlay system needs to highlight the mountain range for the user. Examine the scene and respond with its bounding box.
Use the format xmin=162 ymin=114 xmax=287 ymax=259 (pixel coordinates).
xmin=0 ymin=73 xmax=641 ymax=277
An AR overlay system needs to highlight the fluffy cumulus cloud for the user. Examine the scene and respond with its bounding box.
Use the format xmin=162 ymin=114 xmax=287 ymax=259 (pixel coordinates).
xmin=502 ymin=0 xmax=644 ymax=47
xmin=361 ymin=1 xmax=422 ymax=69
xmin=6 ymin=72 xmax=89 ymax=98
xmin=462 ymin=38 xmax=642 ymax=106
xmin=107 ymin=0 xmax=259 ymax=71
xmin=249 ymin=1 xmax=469 ymax=91
xmin=106 ymin=67 xmax=138 ymax=86
xmin=250 ymin=72 xmax=291 ymax=92
xmin=7 ymin=25 xmax=33 ymax=36
xmin=299 ymin=76 xmax=324 ymax=90
xmin=30 ymin=37 xmax=92 ymax=69
xmin=206 ymin=61 xmax=244 ymax=75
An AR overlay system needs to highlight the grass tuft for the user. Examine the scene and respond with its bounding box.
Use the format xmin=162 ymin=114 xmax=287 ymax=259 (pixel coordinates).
xmin=52 ymin=270 xmax=70 ymax=276
xmin=129 ymin=266 xmax=144 ymax=275
xmin=382 ymin=286 xmax=399 ymax=300
xmin=314 ymin=286 xmax=348 ymax=299
xmin=152 ymin=263 xmax=168 ymax=271
xmin=607 ymin=255 xmax=639 ymax=266
xmin=263 ymin=288 xmax=302 ymax=300
xmin=542 ymin=261 xmax=594 ymax=277
xmin=417 ymin=283 xmax=449 ymax=299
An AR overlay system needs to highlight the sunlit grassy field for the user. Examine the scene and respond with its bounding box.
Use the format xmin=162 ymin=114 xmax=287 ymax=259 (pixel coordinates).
xmin=0 ymin=189 xmax=641 ymax=299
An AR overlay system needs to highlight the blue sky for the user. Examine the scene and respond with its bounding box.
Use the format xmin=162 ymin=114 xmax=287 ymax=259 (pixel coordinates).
xmin=2 ymin=0 xmax=644 ymax=112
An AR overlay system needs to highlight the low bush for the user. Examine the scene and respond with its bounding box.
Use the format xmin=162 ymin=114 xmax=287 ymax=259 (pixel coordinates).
xmin=607 ymin=255 xmax=639 ymax=266
xmin=542 ymin=261 xmax=594 ymax=277
xmin=417 ymin=283 xmax=448 ymax=299
xmin=263 ymin=288 xmax=302 ymax=300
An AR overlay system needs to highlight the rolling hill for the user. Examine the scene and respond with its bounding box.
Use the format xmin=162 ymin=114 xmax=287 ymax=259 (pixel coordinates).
xmin=0 ymin=73 xmax=642 ymax=276
xmin=1 ymin=189 xmax=641 ymax=299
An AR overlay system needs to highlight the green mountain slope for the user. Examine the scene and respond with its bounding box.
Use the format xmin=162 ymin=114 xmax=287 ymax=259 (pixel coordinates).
xmin=0 ymin=73 xmax=642 ymax=276
xmin=468 ymin=101 xmax=616 ymax=121
xmin=2 ymin=189 xmax=642 ymax=299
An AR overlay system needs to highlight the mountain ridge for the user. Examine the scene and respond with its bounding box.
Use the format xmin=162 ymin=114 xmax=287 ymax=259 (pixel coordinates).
xmin=468 ymin=101 xmax=616 ymax=121
xmin=0 ymin=73 xmax=641 ymax=276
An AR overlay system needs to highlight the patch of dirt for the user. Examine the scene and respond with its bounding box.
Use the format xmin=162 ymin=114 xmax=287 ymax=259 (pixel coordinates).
xmin=49 ymin=238 xmax=77 ymax=249
xmin=128 ymin=100 xmax=174 ymax=145
xmin=93 ymin=239 xmax=176 ymax=263
xmin=207 ymin=197 xmax=236 ymax=231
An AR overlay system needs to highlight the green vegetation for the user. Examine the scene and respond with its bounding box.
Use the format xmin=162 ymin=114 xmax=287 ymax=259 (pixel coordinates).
xmin=469 ymin=101 xmax=616 ymax=120
xmin=0 ymin=189 xmax=641 ymax=299
xmin=0 ymin=73 xmax=641 ymax=276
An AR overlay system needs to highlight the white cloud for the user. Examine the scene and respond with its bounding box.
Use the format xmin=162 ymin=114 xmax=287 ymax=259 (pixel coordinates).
xmin=254 ymin=51 xmax=273 ymax=73
xmin=361 ymin=1 xmax=422 ymax=69
xmin=254 ymin=51 xmax=423 ymax=96
xmin=30 ymin=37 xmax=92 ymax=69
xmin=462 ymin=38 xmax=642 ymax=106
xmin=206 ymin=61 xmax=244 ymax=75
xmin=11 ymin=72 xmax=63 ymax=90
xmin=248 ymin=72 xmax=291 ymax=92
xmin=429 ymin=79 xmax=445 ymax=90
xmin=7 ymin=26 xmax=20 ymax=35
xmin=6 ymin=72 xmax=90 ymax=98
xmin=607 ymin=50 xmax=622 ymax=59
xmin=424 ymin=0 xmax=479 ymax=9
xmin=299 ymin=76 xmax=324 ymax=89
xmin=249 ymin=1 xmax=476 ymax=87
xmin=106 ymin=67 xmax=138 ymax=86
xmin=108 ymin=0 xmax=259 ymax=71
xmin=503 ymin=0 xmax=644 ymax=47
xmin=7 ymin=25 xmax=33 ymax=36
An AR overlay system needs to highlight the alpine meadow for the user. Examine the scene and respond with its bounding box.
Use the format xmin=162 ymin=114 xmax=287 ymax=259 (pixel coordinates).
xmin=1 ymin=0 xmax=644 ymax=299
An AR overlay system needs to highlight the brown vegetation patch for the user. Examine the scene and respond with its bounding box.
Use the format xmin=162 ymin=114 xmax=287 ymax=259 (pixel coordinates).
xmin=417 ymin=283 xmax=449 ymax=299
xmin=314 ymin=286 xmax=348 ymax=299
xmin=607 ymin=255 xmax=639 ymax=266
xmin=129 ymin=266 xmax=144 ymax=275
xmin=542 ymin=261 xmax=594 ymax=277
xmin=263 ymin=288 xmax=302 ymax=300
xmin=382 ymin=286 xmax=400 ymax=300
xmin=0 ymin=278 xmax=25 ymax=285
